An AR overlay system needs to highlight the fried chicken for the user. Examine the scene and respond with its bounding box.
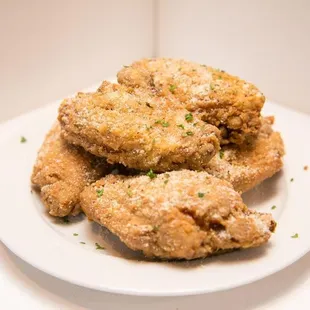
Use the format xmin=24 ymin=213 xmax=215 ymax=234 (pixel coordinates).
xmin=31 ymin=123 xmax=111 ymax=217
xmin=58 ymin=81 xmax=220 ymax=172
xmin=80 ymin=170 xmax=276 ymax=260
xmin=118 ymin=58 xmax=265 ymax=145
xmin=205 ymin=116 xmax=285 ymax=193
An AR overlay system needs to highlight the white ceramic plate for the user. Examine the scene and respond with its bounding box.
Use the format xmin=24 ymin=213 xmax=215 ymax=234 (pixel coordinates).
xmin=0 ymin=90 xmax=309 ymax=296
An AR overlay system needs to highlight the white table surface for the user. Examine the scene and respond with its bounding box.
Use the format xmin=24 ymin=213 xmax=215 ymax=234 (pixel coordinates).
xmin=0 ymin=116 xmax=309 ymax=310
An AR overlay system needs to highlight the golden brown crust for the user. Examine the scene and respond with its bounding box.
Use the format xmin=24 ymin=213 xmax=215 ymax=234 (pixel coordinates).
xmin=118 ymin=58 xmax=265 ymax=145
xmin=80 ymin=170 xmax=276 ymax=260
xmin=31 ymin=123 xmax=111 ymax=217
xmin=58 ymin=81 xmax=220 ymax=172
xmin=205 ymin=117 xmax=285 ymax=193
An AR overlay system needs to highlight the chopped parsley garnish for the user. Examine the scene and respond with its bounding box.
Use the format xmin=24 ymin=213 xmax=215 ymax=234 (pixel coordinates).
xmin=62 ymin=216 xmax=69 ymax=224
xmin=210 ymin=83 xmax=215 ymax=90
xmin=177 ymin=124 xmax=185 ymax=129
xmin=290 ymin=178 xmax=294 ymax=182
xmin=219 ymin=150 xmax=224 ymax=159
xmin=185 ymin=131 xmax=194 ymax=136
xmin=271 ymin=205 xmax=276 ymax=210
xmin=127 ymin=190 xmax=133 ymax=197
xmin=198 ymin=192 xmax=205 ymax=198
xmin=164 ymin=179 xmax=169 ymax=185
xmin=193 ymin=122 xmax=198 ymax=127
xmin=96 ymin=188 xmax=104 ymax=197
xmin=155 ymin=120 xmax=169 ymax=127
xmin=164 ymin=173 xmax=170 ymax=178
xmin=80 ymin=242 xmax=86 ymax=244
xmin=20 ymin=136 xmax=27 ymax=143
xmin=291 ymin=233 xmax=299 ymax=239
xmin=95 ymin=243 xmax=105 ymax=250
xmin=73 ymin=233 xmax=78 ymax=236
xmin=153 ymin=225 xmax=159 ymax=232
xmin=147 ymin=169 xmax=157 ymax=179
xmin=146 ymin=102 xmax=153 ymax=108
xmin=185 ymin=113 xmax=193 ymax=122
xmin=169 ymin=84 xmax=177 ymax=93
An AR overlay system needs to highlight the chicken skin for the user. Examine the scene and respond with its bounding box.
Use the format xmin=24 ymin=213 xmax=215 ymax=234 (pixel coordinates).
xmin=58 ymin=81 xmax=220 ymax=172
xmin=205 ymin=116 xmax=285 ymax=193
xmin=31 ymin=123 xmax=111 ymax=217
xmin=80 ymin=170 xmax=276 ymax=260
xmin=118 ymin=58 xmax=265 ymax=145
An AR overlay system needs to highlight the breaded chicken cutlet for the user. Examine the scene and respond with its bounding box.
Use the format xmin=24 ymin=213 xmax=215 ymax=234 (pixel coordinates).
xmin=205 ymin=116 xmax=285 ymax=193
xmin=31 ymin=123 xmax=111 ymax=217
xmin=80 ymin=170 xmax=276 ymax=260
xmin=118 ymin=58 xmax=265 ymax=145
xmin=58 ymin=81 xmax=220 ymax=172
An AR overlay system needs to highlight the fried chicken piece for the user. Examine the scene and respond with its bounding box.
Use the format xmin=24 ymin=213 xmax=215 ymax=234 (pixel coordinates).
xmin=58 ymin=81 xmax=220 ymax=172
xmin=31 ymin=123 xmax=111 ymax=217
xmin=80 ymin=170 xmax=276 ymax=260
xmin=205 ymin=116 xmax=285 ymax=193
xmin=118 ymin=58 xmax=265 ymax=145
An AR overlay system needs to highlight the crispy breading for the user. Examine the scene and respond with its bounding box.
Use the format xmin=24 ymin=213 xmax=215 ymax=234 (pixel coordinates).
xmin=80 ymin=170 xmax=276 ymax=260
xmin=58 ymin=81 xmax=220 ymax=172
xmin=31 ymin=123 xmax=111 ymax=217
xmin=205 ymin=117 xmax=285 ymax=193
xmin=118 ymin=58 xmax=265 ymax=145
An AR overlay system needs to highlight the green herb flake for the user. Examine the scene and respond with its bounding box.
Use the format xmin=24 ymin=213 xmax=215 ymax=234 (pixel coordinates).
xmin=80 ymin=242 xmax=86 ymax=244
xmin=185 ymin=113 xmax=193 ymax=122
xmin=169 ymin=84 xmax=177 ymax=93
xmin=95 ymin=242 xmax=105 ymax=250
xmin=62 ymin=216 xmax=70 ymax=224
xmin=185 ymin=131 xmax=194 ymax=136
xmin=127 ymin=190 xmax=133 ymax=197
xmin=177 ymin=124 xmax=185 ymax=129
xmin=162 ymin=121 xmax=169 ymax=127
xmin=123 ymin=65 xmax=129 ymax=68
xmin=210 ymin=83 xmax=215 ymax=90
xmin=73 ymin=233 xmax=78 ymax=236
xmin=153 ymin=225 xmax=159 ymax=232
xmin=291 ymin=233 xmax=299 ymax=239
xmin=271 ymin=205 xmax=276 ymax=210
xmin=219 ymin=150 xmax=224 ymax=159
xmin=96 ymin=188 xmax=104 ymax=197
xmin=290 ymin=178 xmax=294 ymax=182
xmin=198 ymin=192 xmax=205 ymax=198
xmin=164 ymin=179 xmax=169 ymax=185
xmin=164 ymin=173 xmax=170 ymax=178
xmin=147 ymin=169 xmax=157 ymax=179
xmin=20 ymin=136 xmax=27 ymax=143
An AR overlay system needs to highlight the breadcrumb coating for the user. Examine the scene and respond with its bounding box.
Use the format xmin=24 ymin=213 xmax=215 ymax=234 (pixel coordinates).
xmin=206 ymin=117 xmax=285 ymax=193
xmin=80 ymin=170 xmax=276 ymax=260
xmin=118 ymin=58 xmax=265 ymax=145
xmin=58 ymin=81 xmax=220 ymax=172
xmin=31 ymin=123 xmax=111 ymax=217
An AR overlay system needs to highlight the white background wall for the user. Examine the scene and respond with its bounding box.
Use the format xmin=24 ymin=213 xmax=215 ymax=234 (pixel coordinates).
xmin=1 ymin=0 xmax=309 ymax=123
xmin=158 ymin=0 xmax=310 ymax=113
xmin=0 ymin=0 xmax=154 ymax=122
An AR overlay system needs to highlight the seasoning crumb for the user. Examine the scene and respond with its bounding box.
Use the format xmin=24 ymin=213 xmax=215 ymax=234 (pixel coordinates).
xmin=185 ymin=113 xmax=193 ymax=122
xmin=290 ymin=178 xmax=294 ymax=182
xmin=80 ymin=242 xmax=86 ymax=244
xmin=198 ymin=192 xmax=205 ymax=198
xmin=271 ymin=205 xmax=276 ymax=210
xmin=73 ymin=233 xmax=78 ymax=236
xmin=291 ymin=233 xmax=299 ymax=239
xmin=164 ymin=179 xmax=169 ymax=185
xmin=304 ymin=165 xmax=308 ymax=171
xmin=95 ymin=242 xmax=105 ymax=250
xmin=185 ymin=131 xmax=194 ymax=136
xmin=20 ymin=136 xmax=27 ymax=143
xmin=177 ymin=124 xmax=185 ymax=129
xmin=169 ymin=84 xmax=177 ymax=93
